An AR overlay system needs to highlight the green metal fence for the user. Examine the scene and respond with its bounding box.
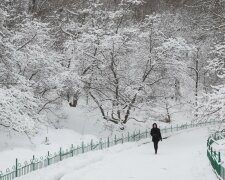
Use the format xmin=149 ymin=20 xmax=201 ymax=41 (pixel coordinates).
xmin=0 ymin=120 xmax=219 ymax=180
xmin=207 ymin=130 xmax=225 ymax=179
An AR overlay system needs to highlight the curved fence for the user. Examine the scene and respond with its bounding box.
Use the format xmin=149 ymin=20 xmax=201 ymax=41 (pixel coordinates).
xmin=207 ymin=130 xmax=225 ymax=179
xmin=0 ymin=120 xmax=219 ymax=180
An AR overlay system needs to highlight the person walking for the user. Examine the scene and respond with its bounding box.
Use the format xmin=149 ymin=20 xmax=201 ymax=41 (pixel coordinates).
xmin=150 ymin=123 xmax=162 ymax=154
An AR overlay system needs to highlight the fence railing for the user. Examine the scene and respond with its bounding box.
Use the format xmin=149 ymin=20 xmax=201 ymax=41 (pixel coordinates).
xmin=0 ymin=120 xmax=219 ymax=180
xmin=207 ymin=130 xmax=225 ymax=179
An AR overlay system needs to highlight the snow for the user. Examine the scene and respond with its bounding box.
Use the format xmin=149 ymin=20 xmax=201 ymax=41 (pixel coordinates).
xmin=0 ymin=100 xmax=194 ymax=173
xmin=59 ymin=101 xmax=195 ymax=138
xmin=0 ymin=128 xmax=98 ymax=171
xmin=15 ymin=127 xmax=216 ymax=180
xmin=210 ymin=132 xmax=225 ymax=163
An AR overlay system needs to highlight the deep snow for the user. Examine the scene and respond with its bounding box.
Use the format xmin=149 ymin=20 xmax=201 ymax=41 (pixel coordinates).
xmin=15 ymin=127 xmax=217 ymax=180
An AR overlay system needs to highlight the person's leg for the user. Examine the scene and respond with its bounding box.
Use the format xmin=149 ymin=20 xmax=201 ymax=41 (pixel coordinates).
xmin=153 ymin=141 xmax=158 ymax=154
xmin=155 ymin=141 xmax=158 ymax=154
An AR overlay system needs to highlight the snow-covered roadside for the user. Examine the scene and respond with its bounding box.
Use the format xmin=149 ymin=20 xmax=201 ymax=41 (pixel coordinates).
xmin=0 ymin=100 xmax=195 ymax=172
xmin=0 ymin=113 xmax=190 ymax=172
xmin=15 ymin=143 xmax=137 ymax=180
xmin=0 ymin=128 xmax=98 ymax=171
xmin=205 ymin=122 xmax=225 ymax=164
xmin=210 ymin=131 xmax=225 ymax=163
xmin=0 ymin=121 xmax=215 ymax=174
xmin=15 ymin=128 xmax=216 ymax=180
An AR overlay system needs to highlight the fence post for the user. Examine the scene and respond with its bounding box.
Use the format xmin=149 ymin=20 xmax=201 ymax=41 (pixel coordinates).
xmin=15 ymin=158 xmax=18 ymax=177
xmin=128 ymin=132 xmax=130 ymax=142
xmin=115 ymin=135 xmax=117 ymax=145
xmin=219 ymin=152 xmax=221 ymax=162
xmin=47 ymin=151 xmax=50 ymax=165
xmin=133 ymin=131 xmax=135 ymax=141
xmin=60 ymin=147 xmax=62 ymax=161
xmin=82 ymin=142 xmax=84 ymax=153
xmin=32 ymin=155 xmax=35 ymax=171
xmin=107 ymin=137 xmax=110 ymax=148
xmin=91 ymin=140 xmax=93 ymax=150
xmin=139 ymin=130 xmax=141 ymax=140
xmin=71 ymin=144 xmax=74 ymax=157
xmin=218 ymin=152 xmax=222 ymax=177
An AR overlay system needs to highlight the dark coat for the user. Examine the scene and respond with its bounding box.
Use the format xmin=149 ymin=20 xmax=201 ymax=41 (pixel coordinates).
xmin=150 ymin=126 xmax=162 ymax=142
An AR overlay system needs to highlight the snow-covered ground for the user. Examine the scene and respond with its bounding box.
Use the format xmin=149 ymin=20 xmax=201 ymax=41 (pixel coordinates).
xmin=15 ymin=127 xmax=216 ymax=180
xmin=0 ymin=102 xmax=193 ymax=172
xmin=0 ymin=128 xmax=98 ymax=171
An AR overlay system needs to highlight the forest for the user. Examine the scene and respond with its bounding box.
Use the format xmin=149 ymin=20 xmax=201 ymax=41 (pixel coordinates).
xmin=0 ymin=0 xmax=225 ymax=135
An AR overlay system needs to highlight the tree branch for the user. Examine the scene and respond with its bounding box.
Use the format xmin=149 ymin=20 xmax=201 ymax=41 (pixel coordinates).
xmin=16 ymin=33 xmax=37 ymax=51
xmin=38 ymin=97 xmax=60 ymax=114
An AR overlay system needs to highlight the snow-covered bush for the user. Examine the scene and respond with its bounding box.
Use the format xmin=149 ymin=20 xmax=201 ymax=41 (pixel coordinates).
xmin=0 ymin=87 xmax=43 ymax=135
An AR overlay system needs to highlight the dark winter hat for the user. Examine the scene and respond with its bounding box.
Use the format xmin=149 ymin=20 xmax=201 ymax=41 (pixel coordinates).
xmin=152 ymin=123 xmax=157 ymax=128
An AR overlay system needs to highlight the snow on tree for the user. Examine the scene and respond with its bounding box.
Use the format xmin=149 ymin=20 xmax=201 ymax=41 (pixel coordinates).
xmin=1 ymin=0 xmax=224 ymax=133
xmin=0 ymin=86 xmax=42 ymax=135
xmin=199 ymin=38 xmax=225 ymax=121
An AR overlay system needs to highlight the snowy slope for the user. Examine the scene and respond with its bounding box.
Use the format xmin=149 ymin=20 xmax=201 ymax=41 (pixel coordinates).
xmin=15 ymin=128 xmax=216 ymax=180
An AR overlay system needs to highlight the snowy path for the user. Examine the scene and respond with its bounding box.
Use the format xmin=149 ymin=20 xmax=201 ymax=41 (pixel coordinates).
xmin=16 ymin=128 xmax=217 ymax=180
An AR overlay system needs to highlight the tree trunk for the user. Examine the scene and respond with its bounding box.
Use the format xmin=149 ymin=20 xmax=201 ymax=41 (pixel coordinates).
xmin=194 ymin=48 xmax=200 ymax=118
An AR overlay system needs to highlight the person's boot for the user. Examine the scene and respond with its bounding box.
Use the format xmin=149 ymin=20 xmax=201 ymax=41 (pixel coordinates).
xmin=155 ymin=150 xmax=157 ymax=154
